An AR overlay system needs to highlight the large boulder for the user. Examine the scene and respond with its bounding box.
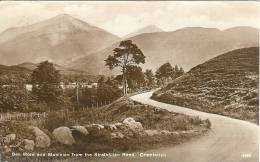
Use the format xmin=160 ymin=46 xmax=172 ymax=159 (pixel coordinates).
xmin=52 ymin=127 xmax=75 ymax=145
xmin=23 ymin=139 xmax=34 ymax=151
xmin=123 ymin=117 xmax=144 ymax=133
xmin=30 ymin=127 xmax=50 ymax=148
xmin=114 ymin=122 xmax=134 ymax=137
xmin=71 ymin=126 xmax=89 ymax=136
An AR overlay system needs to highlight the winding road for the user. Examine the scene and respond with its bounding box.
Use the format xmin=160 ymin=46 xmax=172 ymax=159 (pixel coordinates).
xmin=97 ymin=91 xmax=259 ymax=162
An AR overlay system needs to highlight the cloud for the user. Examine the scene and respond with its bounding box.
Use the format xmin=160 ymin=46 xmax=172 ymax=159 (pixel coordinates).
xmin=0 ymin=1 xmax=259 ymax=36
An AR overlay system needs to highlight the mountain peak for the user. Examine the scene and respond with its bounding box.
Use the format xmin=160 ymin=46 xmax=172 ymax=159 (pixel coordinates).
xmin=140 ymin=25 xmax=164 ymax=32
xmin=48 ymin=14 xmax=84 ymax=24
xmin=124 ymin=25 xmax=164 ymax=38
xmin=0 ymin=14 xmax=103 ymax=44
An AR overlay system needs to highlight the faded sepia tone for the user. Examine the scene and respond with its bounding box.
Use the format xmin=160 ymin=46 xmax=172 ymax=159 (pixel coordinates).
xmin=0 ymin=1 xmax=259 ymax=162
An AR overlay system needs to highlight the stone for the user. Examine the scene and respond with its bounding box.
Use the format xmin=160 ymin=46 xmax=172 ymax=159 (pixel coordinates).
xmin=160 ymin=130 xmax=172 ymax=135
xmin=86 ymin=124 xmax=107 ymax=137
xmin=23 ymin=139 xmax=34 ymax=151
xmin=145 ymin=130 xmax=160 ymax=136
xmin=123 ymin=117 xmax=136 ymax=124
xmin=4 ymin=145 xmax=11 ymax=153
xmin=111 ymin=132 xmax=124 ymax=139
xmin=123 ymin=117 xmax=143 ymax=133
xmin=104 ymin=124 xmax=117 ymax=131
xmin=90 ymin=124 xmax=104 ymax=129
xmin=30 ymin=127 xmax=50 ymax=148
xmin=114 ymin=123 xmax=123 ymax=127
xmin=71 ymin=126 xmax=89 ymax=136
xmin=4 ymin=134 xmax=16 ymax=144
xmin=53 ymin=127 xmax=75 ymax=145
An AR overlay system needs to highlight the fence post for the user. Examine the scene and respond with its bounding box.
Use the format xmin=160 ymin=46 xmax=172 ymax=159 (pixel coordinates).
xmin=43 ymin=112 xmax=46 ymax=125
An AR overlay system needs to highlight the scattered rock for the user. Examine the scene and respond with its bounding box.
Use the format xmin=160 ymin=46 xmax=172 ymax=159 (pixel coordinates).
xmin=90 ymin=124 xmax=104 ymax=129
xmin=123 ymin=117 xmax=136 ymax=124
xmin=114 ymin=123 xmax=124 ymax=127
xmin=23 ymin=139 xmax=34 ymax=151
xmin=113 ymin=123 xmax=134 ymax=137
xmin=4 ymin=145 xmax=11 ymax=153
xmin=10 ymin=141 xmax=22 ymax=148
xmin=104 ymin=124 xmax=117 ymax=131
xmin=52 ymin=127 xmax=75 ymax=145
xmin=71 ymin=126 xmax=89 ymax=136
xmin=4 ymin=134 xmax=16 ymax=144
xmin=160 ymin=130 xmax=172 ymax=135
xmin=180 ymin=130 xmax=196 ymax=136
xmin=86 ymin=124 xmax=107 ymax=137
xmin=145 ymin=130 xmax=160 ymax=136
xmin=170 ymin=132 xmax=180 ymax=136
xmin=111 ymin=132 xmax=124 ymax=139
xmin=30 ymin=126 xmax=50 ymax=148
xmin=123 ymin=117 xmax=144 ymax=133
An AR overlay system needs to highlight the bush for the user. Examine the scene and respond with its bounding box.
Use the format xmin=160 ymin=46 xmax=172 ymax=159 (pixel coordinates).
xmin=0 ymin=85 xmax=28 ymax=112
xmin=26 ymin=102 xmax=49 ymax=112
xmin=97 ymin=83 xmax=122 ymax=102
xmin=43 ymin=111 xmax=66 ymax=131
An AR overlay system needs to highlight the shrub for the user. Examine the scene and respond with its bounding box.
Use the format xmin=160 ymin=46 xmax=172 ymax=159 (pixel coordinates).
xmin=26 ymin=102 xmax=49 ymax=112
xmin=43 ymin=111 xmax=66 ymax=131
xmin=0 ymin=85 xmax=28 ymax=112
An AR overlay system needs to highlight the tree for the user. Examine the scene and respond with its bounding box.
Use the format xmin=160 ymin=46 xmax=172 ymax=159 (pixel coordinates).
xmin=31 ymin=61 xmax=63 ymax=109
xmin=126 ymin=65 xmax=145 ymax=90
xmin=155 ymin=62 xmax=174 ymax=85
xmin=97 ymin=82 xmax=121 ymax=103
xmin=178 ymin=67 xmax=185 ymax=76
xmin=0 ymin=85 xmax=28 ymax=112
xmin=79 ymin=87 xmax=97 ymax=107
xmin=144 ymin=69 xmax=155 ymax=88
xmin=105 ymin=40 xmax=145 ymax=96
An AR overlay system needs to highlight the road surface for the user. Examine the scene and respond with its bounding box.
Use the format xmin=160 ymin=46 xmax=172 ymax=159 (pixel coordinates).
xmin=96 ymin=91 xmax=259 ymax=162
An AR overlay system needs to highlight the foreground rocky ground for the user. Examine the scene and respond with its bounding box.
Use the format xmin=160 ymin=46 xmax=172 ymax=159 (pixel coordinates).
xmin=0 ymin=98 xmax=210 ymax=161
xmin=152 ymin=47 xmax=259 ymax=124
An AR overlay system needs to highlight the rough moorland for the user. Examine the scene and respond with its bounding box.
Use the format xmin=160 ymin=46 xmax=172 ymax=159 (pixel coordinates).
xmin=152 ymin=47 xmax=259 ymax=124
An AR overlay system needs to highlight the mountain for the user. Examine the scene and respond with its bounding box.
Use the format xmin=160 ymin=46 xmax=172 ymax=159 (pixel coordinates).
xmin=152 ymin=47 xmax=259 ymax=123
xmin=67 ymin=26 xmax=259 ymax=75
xmin=0 ymin=14 xmax=120 ymax=65
xmin=16 ymin=62 xmax=88 ymax=76
xmin=0 ymin=61 xmax=98 ymax=84
xmin=0 ymin=64 xmax=30 ymax=75
xmin=123 ymin=25 xmax=164 ymax=38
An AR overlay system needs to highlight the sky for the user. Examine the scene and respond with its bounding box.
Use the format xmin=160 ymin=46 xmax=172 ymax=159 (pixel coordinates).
xmin=0 ymin=1 xmax=259 ymax=37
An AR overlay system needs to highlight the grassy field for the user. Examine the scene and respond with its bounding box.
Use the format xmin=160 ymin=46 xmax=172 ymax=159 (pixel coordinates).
xmin=152 ymin=47 xmax=259 ymax=124
xmin=1 ymin=97 xmax=210 ymax=161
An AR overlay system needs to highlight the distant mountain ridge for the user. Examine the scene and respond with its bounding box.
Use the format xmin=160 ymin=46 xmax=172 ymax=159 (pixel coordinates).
xmin=0 ymin=14 xmax=120 ymax=65
xmin=15 ymin=62 xmax=88 ymax=75
xmin=68 ymin=26 xmax=259 ymax=75
xmin=124 ymin=25 xmax=164 ymax=38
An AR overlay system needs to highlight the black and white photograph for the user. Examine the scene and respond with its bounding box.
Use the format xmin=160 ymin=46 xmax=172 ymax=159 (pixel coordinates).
xmin=0 ymin=1 xmax=259 ymax=162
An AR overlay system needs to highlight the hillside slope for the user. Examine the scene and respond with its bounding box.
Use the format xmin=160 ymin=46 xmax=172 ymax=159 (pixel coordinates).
xmin=0 ymin=14 xmax=120 ymax=65
xmin=16 ymin=62 xmax=88 ymax=76
xmin=123 ymin=25 xmax=164 ymax=39
xmin=152 ymin=47 xmax=259 ymax=123
xmin=68 ymin=26 xmax=259 ymax=75
xmin=0 ymin=62 xmax=97 ymax=84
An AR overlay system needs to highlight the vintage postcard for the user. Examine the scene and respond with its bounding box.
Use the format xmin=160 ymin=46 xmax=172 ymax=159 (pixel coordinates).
xmin=0 ymin=1 xmax=259 ymax=162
